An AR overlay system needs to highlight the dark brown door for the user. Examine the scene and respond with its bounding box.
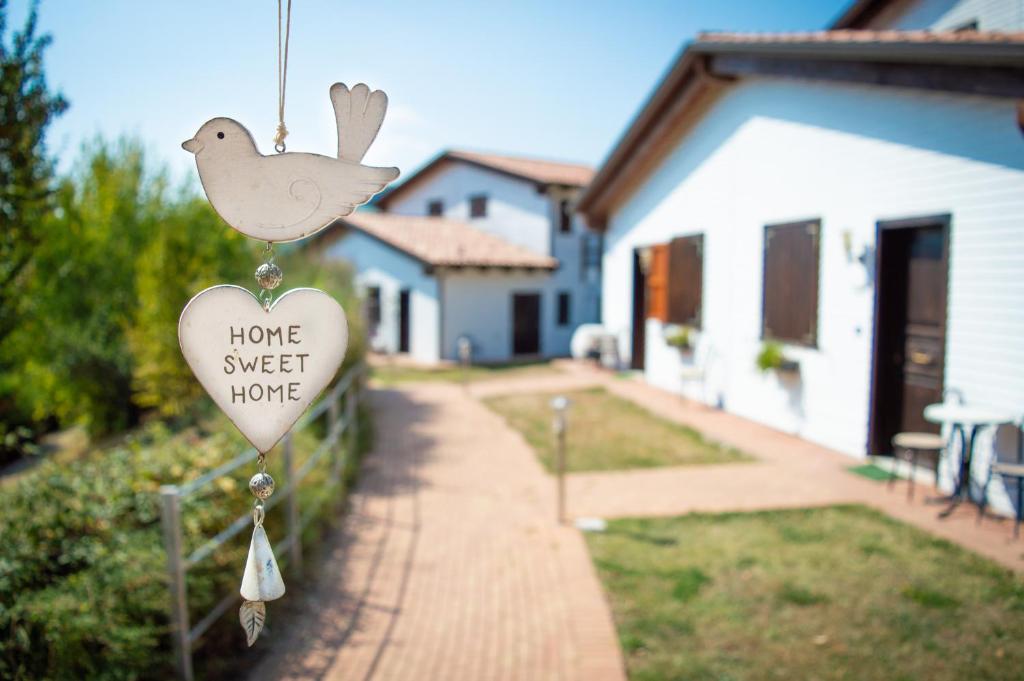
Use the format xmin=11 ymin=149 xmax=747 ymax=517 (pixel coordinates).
xmin=631 ymin=250 xmax=646 ymax=370
xmin=398 ymin=288 xmax=411 ymax=353
xmin=870 ymin=216 xmax=949 ymax=455
xmin=512 ymin=293 xmax=541 ymax=356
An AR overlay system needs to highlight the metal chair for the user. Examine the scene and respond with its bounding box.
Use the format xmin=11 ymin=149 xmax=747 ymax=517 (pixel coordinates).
xmin=679 ymin=343 xmax=713 ymax=405
xmin=889 ymin=432 xmax=945 ymax=500
xmin=887 ymin=388 xmax=963 ymax=500
xmin=980 ymin=418 xmax=1024 ymax=538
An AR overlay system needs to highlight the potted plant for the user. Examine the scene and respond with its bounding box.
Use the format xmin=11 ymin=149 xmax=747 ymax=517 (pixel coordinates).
xmin=756 ymin=340 xmax=799 ymax=375
xmin=664 ymin=325 xmax=694 ymax=354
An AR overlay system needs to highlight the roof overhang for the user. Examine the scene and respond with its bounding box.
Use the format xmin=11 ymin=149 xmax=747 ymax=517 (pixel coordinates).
xmin=578 ymin=34 xmax=1024 ymax=228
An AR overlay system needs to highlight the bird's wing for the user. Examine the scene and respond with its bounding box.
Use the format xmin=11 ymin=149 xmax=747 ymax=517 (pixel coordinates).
xmin=330 ymin=83 xmax=388 ymax=163
xmin=321 ymin=161 xmax=400 ymax=216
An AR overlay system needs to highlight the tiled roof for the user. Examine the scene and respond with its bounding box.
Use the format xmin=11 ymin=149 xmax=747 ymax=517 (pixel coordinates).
xmin=338 ymin=212 xmax=558 ymax=270
xmin=578 ymin=28 xmax=1024 ymax=225
xmin=446 ymin=150 xmax=595 ymax=187
xmin=374 ymin=149 xmax=594 ymax=209
xmin=697 ymin=29 xmax=1024 ymax=46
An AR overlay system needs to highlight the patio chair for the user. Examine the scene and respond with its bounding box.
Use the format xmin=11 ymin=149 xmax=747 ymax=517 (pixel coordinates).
xmin=979 ymin=417 xmax=1024 ymax=538
xmin=888 ymin=432 xmax=944 ymax=500
xmin=679 ymin=343 xmax=713 ymax=405
xmin=887 ymin=388 xmax=963 ymax=500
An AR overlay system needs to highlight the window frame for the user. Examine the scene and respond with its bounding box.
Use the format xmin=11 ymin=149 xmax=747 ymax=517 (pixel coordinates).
xmin=469 ymin=194 xmax=488 ymax=218
xmin=761 ymin=218 xmax=821 ymax=347
xmin=558 ymin=199 xmax=572 ymax=234
xmin=556 ymin=291 xmax=571 ymax=326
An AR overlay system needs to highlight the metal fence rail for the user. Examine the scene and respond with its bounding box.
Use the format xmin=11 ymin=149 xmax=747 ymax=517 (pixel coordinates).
xmin=159 ymin=363 xmax=365 ymax=681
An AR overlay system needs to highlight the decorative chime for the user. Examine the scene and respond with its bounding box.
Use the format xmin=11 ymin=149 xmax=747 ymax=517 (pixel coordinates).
xmin=177 ymin=0 xmax=399 ymax=645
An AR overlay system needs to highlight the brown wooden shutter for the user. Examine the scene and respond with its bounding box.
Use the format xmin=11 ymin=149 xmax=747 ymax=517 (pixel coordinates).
xmin=646 ymin=244 xmax=669 ymax=322
xmin=762 ymin=220 xmax=820 ymax=345
xmin=667 ymin=234 xmax=703 ymax=327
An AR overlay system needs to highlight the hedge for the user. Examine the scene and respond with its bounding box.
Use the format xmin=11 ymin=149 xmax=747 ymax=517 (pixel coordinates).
xmin=0 ymin=393 xmax=371 ymax=680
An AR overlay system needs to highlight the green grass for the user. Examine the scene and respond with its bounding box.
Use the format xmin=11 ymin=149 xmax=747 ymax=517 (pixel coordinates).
xmin=586 ymin=505 xmax=1024 ymax=681
xmin=370 ymin=360 xmax=560 ymax=386
xmin=483 ymin=387 xmax=752 ymax=472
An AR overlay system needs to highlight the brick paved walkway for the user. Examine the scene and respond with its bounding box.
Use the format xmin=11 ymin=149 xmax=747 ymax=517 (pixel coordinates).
xmin=249 ymin=383 xmax=625 ymax=681
xmin=472 ymin=361 xmax=1024 ymax=572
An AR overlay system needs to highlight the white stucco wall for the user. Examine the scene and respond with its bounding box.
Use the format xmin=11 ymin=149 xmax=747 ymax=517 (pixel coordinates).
xmin=441 ymin=268 xmax=584 ymax=362
xmin=387 ymin=163 xmax=553 ymax=255
xmin=323 ymin=230 xmax=440 ymax=364
xmin=601 ymin=77 xmax=1024 ymax=512
xmin=864 ymin=0 xmax=1023 ymax=31
xmin=383 ymin=159 xmax=603 ymax=359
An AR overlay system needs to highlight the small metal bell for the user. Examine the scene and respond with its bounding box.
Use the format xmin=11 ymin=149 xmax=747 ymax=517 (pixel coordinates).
xmin=249 ymin=472 xmax=275 ymax=500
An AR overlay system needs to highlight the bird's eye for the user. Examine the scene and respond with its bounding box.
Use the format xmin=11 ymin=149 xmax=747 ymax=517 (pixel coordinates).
xmin=217 ymin=132 xmax=225 ymax=139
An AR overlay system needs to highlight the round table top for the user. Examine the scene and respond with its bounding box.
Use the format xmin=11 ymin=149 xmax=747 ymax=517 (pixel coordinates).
xmin=923 ymin=403 xmax=1014 ymax=427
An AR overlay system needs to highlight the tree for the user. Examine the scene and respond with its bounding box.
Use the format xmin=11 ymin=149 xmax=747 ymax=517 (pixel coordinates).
xmin=0 ymin=0 xmax=67 ymax=345
xmin=8 ymin=140 xmax=160 ymax=433
xmin=0 ymin=0 xmax=67 ymax=460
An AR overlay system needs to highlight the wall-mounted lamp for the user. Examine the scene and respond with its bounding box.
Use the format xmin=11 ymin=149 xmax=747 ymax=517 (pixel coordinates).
xmin=842 ymin=230 xmax=854 ymax=262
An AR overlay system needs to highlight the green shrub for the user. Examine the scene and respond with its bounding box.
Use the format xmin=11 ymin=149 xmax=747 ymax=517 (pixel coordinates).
xmin=0 ymin=389 xmax=371 ymax=680
xmin=756 ymin=340 xmax=785 ymax=373
xmin=664 ymin=326 xmax=693 ymax=351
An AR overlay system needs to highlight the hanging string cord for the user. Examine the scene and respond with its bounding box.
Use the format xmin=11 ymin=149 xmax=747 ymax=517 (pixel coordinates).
xmin=274 ymin=0 xmax=293 ymax=153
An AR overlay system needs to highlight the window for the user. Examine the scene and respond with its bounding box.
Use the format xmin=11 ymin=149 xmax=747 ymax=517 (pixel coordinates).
xmin=427 ymin=199 xmax=443 ymax=216
xmin=953 ymin=19 xmax=979 ymax=31
xmin=559 ymin=199 xmax=572 ymax=233
xmin=667 ymin=234 xmax=703 ymax=328
xmin=365 ymin=286 xmax=381 ymax=334
xmin=581 ymin=232 xmax=602 ymax=281
xmin=645 ymin=243 xmax=669 ymax=322
xmin=762 ymin=219 xmax=820 ymax=346
xmin=557 ymin=291 xmax=571 ymax=326
xmin=469 ymin=194 xmax=488 ymax=218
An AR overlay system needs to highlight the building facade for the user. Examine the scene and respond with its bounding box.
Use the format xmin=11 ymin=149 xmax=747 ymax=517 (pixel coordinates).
xmin=578 ymin=0 xmax=1024 ymax=511
xmin=321 ymin=150 xmax=602 ymax=363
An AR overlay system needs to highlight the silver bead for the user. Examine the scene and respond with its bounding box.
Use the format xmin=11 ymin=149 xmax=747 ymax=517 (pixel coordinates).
xmin=249 ymin=472 xmax=275 ymax=499
xmin=255 ymin=262 xmax=283 ymax=290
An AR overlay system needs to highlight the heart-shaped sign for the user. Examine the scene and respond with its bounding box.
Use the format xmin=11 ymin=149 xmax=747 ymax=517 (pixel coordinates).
xmin=179 ymin=285 xmax=348 ymax=453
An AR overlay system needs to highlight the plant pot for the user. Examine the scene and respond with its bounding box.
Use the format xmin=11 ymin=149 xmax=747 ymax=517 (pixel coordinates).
xmin=776 ymin=359 xmax=800 ymax=375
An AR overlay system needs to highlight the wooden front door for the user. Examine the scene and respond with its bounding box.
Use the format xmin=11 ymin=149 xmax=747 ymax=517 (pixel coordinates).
xmin=869 ymin=216 xmax=949 ymax=455
xmin=512 ymin=293 xmax=541 ymax=356
xmin=631 ymin=250 xmax=646 ymax=370
xmin=398 ymin=288 xmax=411 ymax=353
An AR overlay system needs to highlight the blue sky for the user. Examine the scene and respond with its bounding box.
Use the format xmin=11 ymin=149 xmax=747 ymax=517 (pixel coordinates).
xmin=11 ymin=1 xmax=846 ymax=183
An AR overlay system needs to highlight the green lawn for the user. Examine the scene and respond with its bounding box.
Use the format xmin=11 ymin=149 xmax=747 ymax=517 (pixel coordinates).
xmin=483 ymin=387 xmax=752 ymax=472
xmin=586 ymin=505 xmax=1024 ymax=681
xmin=370 ymin=360 xmax=561 ymax=386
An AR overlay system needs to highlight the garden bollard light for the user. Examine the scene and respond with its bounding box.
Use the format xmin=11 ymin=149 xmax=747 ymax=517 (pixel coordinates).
xmin=551 ymin=395 xmax=570 ymax=524
xmin=458 ymin=336 xmax=472 ymax=385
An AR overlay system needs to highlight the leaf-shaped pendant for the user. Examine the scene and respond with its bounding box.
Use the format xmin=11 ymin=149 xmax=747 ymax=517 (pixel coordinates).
xmin=240 ymin=600 xmax=266 ymax=647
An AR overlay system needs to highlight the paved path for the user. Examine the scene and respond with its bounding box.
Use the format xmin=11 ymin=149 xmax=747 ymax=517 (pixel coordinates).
xmin=249 ymin=383 xmax=625 ymax=681
xmin=472 ymin=362 xmax=1024 ymax=572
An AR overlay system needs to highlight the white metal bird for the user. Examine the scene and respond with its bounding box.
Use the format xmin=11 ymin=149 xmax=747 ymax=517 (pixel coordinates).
xmin=182 ymin=83 xmax=400 ymax=242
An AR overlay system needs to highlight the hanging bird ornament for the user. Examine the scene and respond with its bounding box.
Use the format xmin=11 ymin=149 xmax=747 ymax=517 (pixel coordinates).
xmin=182 ymin=83 xmax=399 ymax=242
xmin=176 ymin=0 xmax=399 ymax=648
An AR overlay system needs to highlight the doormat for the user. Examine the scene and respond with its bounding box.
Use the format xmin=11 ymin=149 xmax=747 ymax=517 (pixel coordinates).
xmin=848 ymin=464 xmax=891 ymax=482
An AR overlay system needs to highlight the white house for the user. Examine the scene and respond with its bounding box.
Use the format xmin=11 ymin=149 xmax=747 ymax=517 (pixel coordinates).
xmin=319 ymin=150 xmax=601 ymax=363
xmin=578 ymin=0 xmax=1024 ymax=510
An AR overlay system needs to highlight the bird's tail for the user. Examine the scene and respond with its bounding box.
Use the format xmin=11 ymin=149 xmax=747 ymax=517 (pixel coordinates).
xmin=330 ymin=83 xmax=388 ymax=163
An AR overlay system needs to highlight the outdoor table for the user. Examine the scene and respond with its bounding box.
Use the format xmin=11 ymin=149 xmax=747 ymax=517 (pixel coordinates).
xmin=923 ymin=403 xmax=1013 ymax=517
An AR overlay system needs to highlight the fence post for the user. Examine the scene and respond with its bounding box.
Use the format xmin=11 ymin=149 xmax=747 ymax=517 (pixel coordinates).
xmin=159 ymin=486 xmax=194 ymax=681
xmin=282 ymin=434 xmax=303 ymax=577
xmin=346 ymin=381 xmax=358 ymax=465
xmin=328 ymin=390 xmax=342 ymax=483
